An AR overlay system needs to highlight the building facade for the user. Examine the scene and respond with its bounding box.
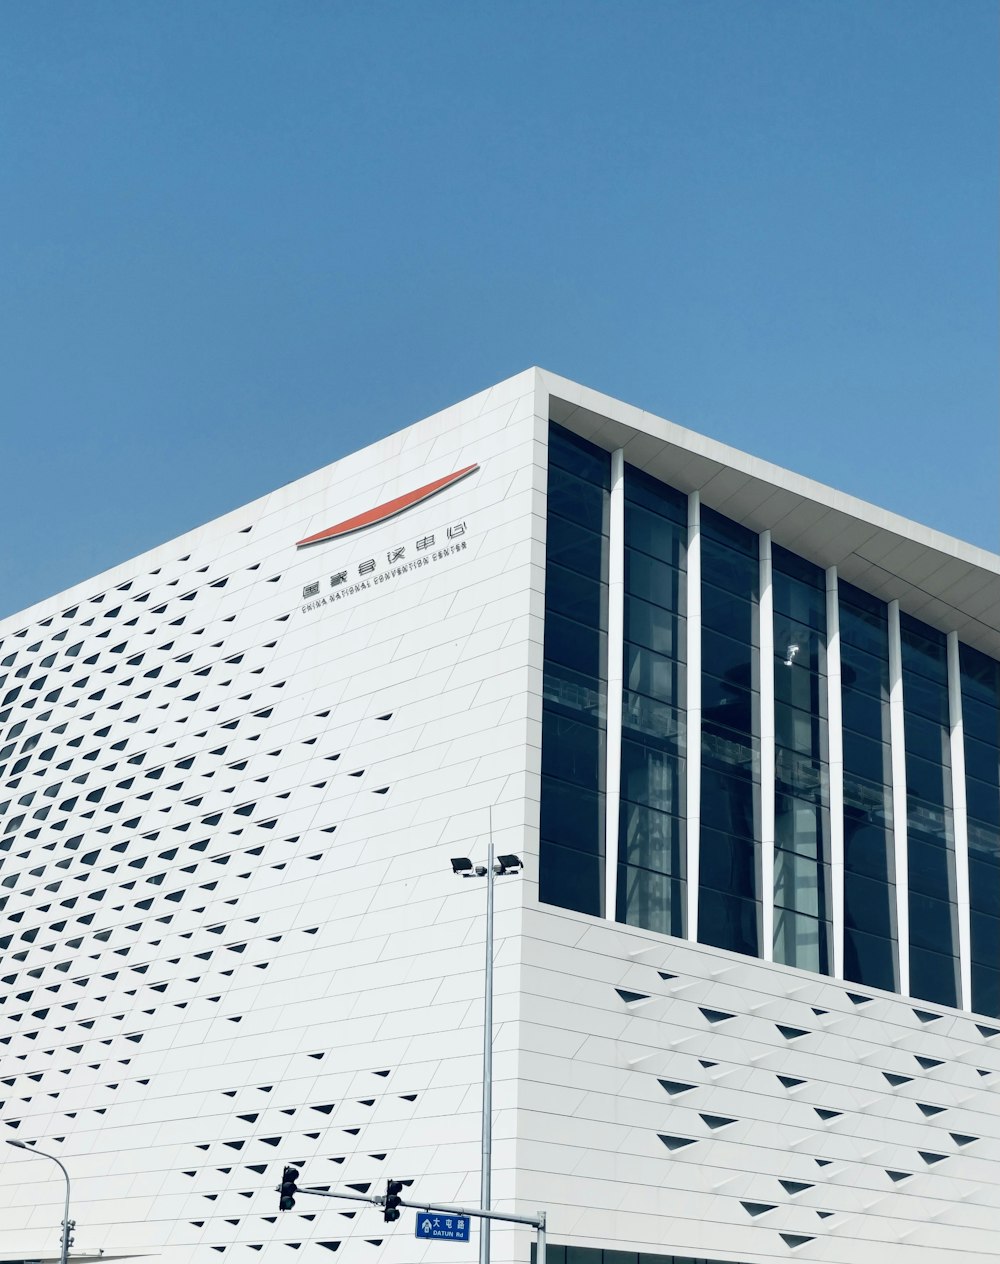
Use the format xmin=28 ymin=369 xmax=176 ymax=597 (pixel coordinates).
xmin=2 ymin=369 xmax=1000 ymax=1264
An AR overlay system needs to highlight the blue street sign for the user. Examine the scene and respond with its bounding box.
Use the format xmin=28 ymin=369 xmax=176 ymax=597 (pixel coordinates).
xmin=414 ymin=1212 xmax=472 ymax=1242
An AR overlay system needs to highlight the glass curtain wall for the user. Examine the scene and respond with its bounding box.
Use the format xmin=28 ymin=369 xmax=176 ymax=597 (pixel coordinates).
xmin=771 ymin=546 xmax=831 ymax=973
xmin=959 ymin=644 xmax=1000 ymax=1017
xmin=698 ymin=508 xmax=761 ymax=957
xmin=900 ymin=613 xmax=959 ymax=1007
xmin=539 ymin=424 xmax=611 ymax=916
xmin=617 ymin=466 xmax=687 ymax=937
xmin=839 ymin=582 xmax=898 ymax=992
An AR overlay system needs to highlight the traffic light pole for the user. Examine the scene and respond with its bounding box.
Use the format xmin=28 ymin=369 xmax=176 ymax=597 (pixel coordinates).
xmin=292 ymin=1184 xmax=546 ymax=1264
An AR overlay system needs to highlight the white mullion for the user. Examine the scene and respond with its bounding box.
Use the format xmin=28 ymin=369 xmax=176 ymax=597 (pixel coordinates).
xmin=948 ymin=631 xmax=972 ymax=1011
xmin=888 ymin=600 xmax=909 ymax=997
xmin=686 ymin=491 xmax=702 ymax=942
xmin=826 ymin=567 xmax=845 ymax=980
xmin=604 ymin=449 xmax=626 ymax=922
xmin=759 ymin=532 xmax=775 ymax=962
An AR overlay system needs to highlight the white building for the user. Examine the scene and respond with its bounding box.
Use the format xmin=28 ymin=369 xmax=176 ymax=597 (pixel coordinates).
xmin=2 ymin=369 xmax=1000 ymax=1264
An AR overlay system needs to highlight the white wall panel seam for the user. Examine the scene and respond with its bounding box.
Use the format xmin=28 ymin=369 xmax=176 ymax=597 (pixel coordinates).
xmin=686 ymin=490 xmax=702 ymax=942
xmin=888 ymin=599 xmax=909 ymax=997
xmin=826 ymin=565 xmax=845 ymax=980
xmin=758 ymin=530 xmax=775 ymax=962
xmin=948 ymin=629 xmax=972 ymax=1011
xmin=605 ymin=448 xmax=626 ymax=923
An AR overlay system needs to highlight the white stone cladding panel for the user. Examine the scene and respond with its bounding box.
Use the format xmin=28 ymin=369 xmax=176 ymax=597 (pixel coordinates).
xmin=514 ymin=902 xmax=1000 ymax=1264
xmin=0 ymin=376 xmax=545 ymax=1264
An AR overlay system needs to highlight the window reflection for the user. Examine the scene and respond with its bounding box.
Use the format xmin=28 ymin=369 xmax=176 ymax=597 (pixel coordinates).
xmin=539 ymin=425 xmax=610 ymax=917
xmin=840 ymin=582 xmax=898 ymax=992
xmin=617 ymin=466 xmax=688 ymax=938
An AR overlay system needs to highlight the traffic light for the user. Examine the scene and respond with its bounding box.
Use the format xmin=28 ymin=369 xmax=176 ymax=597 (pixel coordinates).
xmin=278 ymin=1165 xmax=300 ymax=1211
xmin=384 ymin=1179 xmax=403 ymax=1223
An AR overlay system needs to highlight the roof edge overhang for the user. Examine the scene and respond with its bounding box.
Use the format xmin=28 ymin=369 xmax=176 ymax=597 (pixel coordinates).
xmin=534 ymin=367 xmax=1000 ymax=659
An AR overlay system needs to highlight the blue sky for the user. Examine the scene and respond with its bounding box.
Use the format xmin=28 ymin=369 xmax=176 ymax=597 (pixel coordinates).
xmin=1 ymin=0 xmax=996 ymax=619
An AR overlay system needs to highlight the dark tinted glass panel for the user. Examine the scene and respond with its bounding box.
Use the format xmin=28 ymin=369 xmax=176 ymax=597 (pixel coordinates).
xmin=540 ymin=780 xmax=604 ymax=856
xmin=773 ymin=619 xmax=825 ymax=674
xmin=625 ymin=506 xmax=686 ymax=567
xmin=625 ymin=597 xmax=682 ymax=658
xmin=701 ymin=770 xmax=757 ymax=840
xmin=902 ymin=672 xmax=951 ymax=726
xmin=970 ymin=909 xmax=1000 ymax=966
xmin=961 ymin=640 xmax=1000 ymax=1016
xmin=775 ymin=705 xmax=826 ymax=759
xmin=704 ymin=628 xmax=755 ymax=683
xmin=973 ymin=964 xmax=1000 ymax=1020
xmin=617 ymin=464 xmax=688 ymax=939
xmin=965 ymin=737 xmax=1000 ymax=788
xmin=624 ymin=466 xmax=687 ymax=522
xmin=839 ymin=583 xmax=897 ymax=991
xmin=539 ymin=840 xmax=603 ymax=917
xmin=903 ymin=711 xmax=949 ymax=764
xmin=843 ymin=811 xmax=894 ymax=884
xmin=968 ymin=855 xmax=1000 ymax=916
xmin=900 ymin=614 xmax=948 ymax=685
xmin=549 ymin=425 xmax=612 ymax=486
xmin=700 ymin=538 xmax=759 ymax=598
xmin=545 ymin=563 xmax=608 ymax=630
xmin=905 ymin=751 xmax=949 ymax=806
xmin=774 ymin=661 xmax=826 ymax=715
xmin=620 ymin=802 xmax=684 ymax=872
xmin=699 ymin=887 xmax=759 ymax=956
xmin=617 ymin=865 xmax=685 ymax=937
xmin=701 ymin=720 xmax=759 ymax=775
xmin=773 ymin=582 xmax=826 ymax=631
xmin=907 ymin=836 xmax=953 ymax=897
xmin=625 ymin=552 xmax=684 ymax=612
xmin=544 ymin=612 xmax=607 ymax=678
xmin=902 ymin=609 xmax=958 ymax=1006
xmin=543 ymin=661 xmax=606 ymax=721
xmin=774 ymin=907 xmax=830 ymax=974
xmin=840 ymin=642 xmax=889 ymax=701
xmin=910 ymin=944 xmax=959 ymax=1008
xmin=845 ymin=869 xmax=895 ymax=938
xmin=773 ymin=851 xmax=829 ymax=918
xmin=546 ymin=513 xmax=605 ymax=578
xmin=621 ymin=737 xmax=684 ymax=814
xmin=775 ymin=795 xmax=825 ymax=858
xmin=772 ymin=545 xmax=830 ymax=972
xmin=702 ymin=677 xmax=755 ymax=734
xmin=701 ymin=583 xmax=756 ymax=643
xmin=540 ymin=424 xmax=610 ymax=917
xmin=622 ymin=692 xmax=685 ymax=750
xmin=700 ymin=827 xmax=759 ymax=898
xmin=624 ymin=644 xmax=684 ymax=707
xmin=547 ymin=468 xmax=608 ymax=531
xmin=840 ymin=591 xmax=890 ymax=660
xmin=541 ymin=713 xmax=605 ymax=791
xmin=843 ymin=730 xmax=890 ymax=786
xmin=967 ymin=777 xmax=1000 ymax=827
xmin=964 ymin=695 xmax=1000 ymax=747
xmin=842 ymin=688 xmax=887 ymax=741
xmin=844 ymin=926 xmax=898 ymax=992
xmin=701 ymin=505 xmax=758 ymax=557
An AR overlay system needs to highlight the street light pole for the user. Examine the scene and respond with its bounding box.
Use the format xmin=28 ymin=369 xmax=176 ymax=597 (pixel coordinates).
xmin=450 ymin=838 xmax=523 ymax=1264
xmin=480 ymin=839 xmax=495 ymax=1264
xmin=6 ymin=1139 xmax=73 ymax=1264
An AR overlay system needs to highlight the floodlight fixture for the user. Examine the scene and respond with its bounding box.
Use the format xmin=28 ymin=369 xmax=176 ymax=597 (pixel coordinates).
xmin=450 ymin=857 xmax=473 ymax=873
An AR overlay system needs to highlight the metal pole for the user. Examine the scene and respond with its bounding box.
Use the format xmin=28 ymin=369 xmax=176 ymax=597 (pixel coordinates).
xmin=536 ymin=1210 xmax=546 ymax=1264
xmin=6 ymin=1140 xmax=71 ymax=1264
xmin=481 ymin=835 xmax=495 ymax=1264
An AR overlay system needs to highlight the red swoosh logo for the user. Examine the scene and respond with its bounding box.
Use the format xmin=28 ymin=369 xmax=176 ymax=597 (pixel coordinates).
xmin=296 ymin=463 xmax=479 ymax=548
